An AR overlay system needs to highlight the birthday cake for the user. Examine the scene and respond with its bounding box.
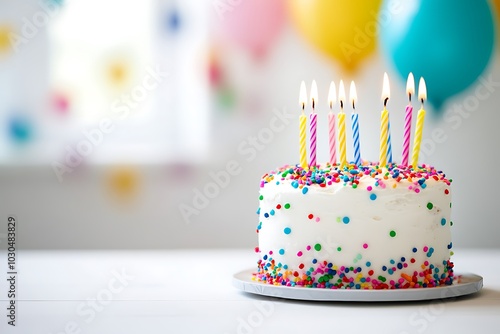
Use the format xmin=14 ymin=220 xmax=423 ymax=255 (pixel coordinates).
xmin=254 ymin=162 xmax=454 ymax=289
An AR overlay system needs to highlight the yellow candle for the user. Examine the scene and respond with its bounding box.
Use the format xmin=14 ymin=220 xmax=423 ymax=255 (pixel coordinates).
xmin=299 ymin=81 xmax=308 ymax=168
xmin=412 ymin=77 xmax=427 ymax=167
xmin=379 ymin=73 xmax=390 ymax=167
xmin=338 ymin=80 xmax=347 ymax=167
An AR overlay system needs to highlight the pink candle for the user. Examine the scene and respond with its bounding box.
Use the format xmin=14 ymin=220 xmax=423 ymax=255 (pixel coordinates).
xmin=402 ymin=73 xmax=415 ymax=166
xmin=309 ymin=80 xmax=318 ymax=167
xmin=328 ymin=81 xmax=336 ymax=166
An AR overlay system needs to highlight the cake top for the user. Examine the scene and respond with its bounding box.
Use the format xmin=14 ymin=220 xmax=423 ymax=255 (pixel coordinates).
xmin=260 ymin=162 xmax=451 ymax=192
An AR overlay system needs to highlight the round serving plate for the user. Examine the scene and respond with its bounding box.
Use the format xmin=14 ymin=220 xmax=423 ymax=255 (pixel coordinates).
xmin=233 ymin=269 xmax=483 ymax=302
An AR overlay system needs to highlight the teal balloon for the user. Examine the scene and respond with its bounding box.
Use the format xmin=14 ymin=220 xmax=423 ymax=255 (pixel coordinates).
xmin=379 ymin=0 xmax=495 ymax=111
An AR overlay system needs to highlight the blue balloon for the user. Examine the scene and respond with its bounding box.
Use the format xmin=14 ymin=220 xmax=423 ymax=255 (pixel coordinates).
xmin=379 ymin=0 xmax=495 ymax=111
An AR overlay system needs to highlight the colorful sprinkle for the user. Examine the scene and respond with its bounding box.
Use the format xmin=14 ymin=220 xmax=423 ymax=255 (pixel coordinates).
xmin=279 ymin=248 xmax=285 ymax=255
xmin=389 ymin=230 xmax=396 ymax=237
xmin=369 ymin=193 xmax=377 ymax=201
xmin=314 ymin=243 xmax=322 ymax=251
xmin=284 ymin=227 xmax=291 ymax=234
xmin=427 ymin=202 xmax=434 ymax=210
xmin=342 ymin=217 xmax=350 ymax=224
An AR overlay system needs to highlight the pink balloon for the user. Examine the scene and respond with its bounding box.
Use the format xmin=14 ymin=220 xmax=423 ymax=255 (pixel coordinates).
xmin=215 ymin=0 xmax=286 ymax=58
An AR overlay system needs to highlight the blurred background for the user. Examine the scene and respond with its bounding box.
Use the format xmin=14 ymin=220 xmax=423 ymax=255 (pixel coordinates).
xmin=0 ymin=0 xmax=499 ymax=249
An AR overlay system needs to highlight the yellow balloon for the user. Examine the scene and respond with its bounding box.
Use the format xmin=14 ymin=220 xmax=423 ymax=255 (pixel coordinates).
xmin=289 ymin=0 xmax=383 ymax=72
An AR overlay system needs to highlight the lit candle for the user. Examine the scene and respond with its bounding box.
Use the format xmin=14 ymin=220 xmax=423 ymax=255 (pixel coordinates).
xmin=309 ymin=80 xmax=318 ymax=167
xmin=338 ymin=80 xmax=347 ymax=168
xmin=350 ymin=81 xmax=361 ymax=166
xmin=402 ymin=73 xmax=415 ymax=166
xmin=379 ymin=73 xmax=390 ymax=167
xmin=299 ymin=81 xmax=308 ymax=168
xmin=411 ymin=77 xmax=427 ymax=168
xmin=328 ymin=81 xmax=337 ymax=166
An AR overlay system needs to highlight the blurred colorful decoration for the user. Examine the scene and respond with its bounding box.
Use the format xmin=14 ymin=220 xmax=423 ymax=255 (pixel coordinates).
xmin=8 ymin=114 xmax=33 ymax=143
xmin=164 ymin=6 xmax=181 ymax=33
xmin=215 ymin=0 xmax=287 ymax=58
xmin=379 ymin=0 xmax=495 ymax=111
xmin=51 ymin=91 xmax=71 ymax=115
xmin=0 ymin=25 xmax=13 ymax=54
xmin=107 ymin=167 xmax=139 ymax=201
xmin=288 ymin=0 xmax=382 ymax=72
xmin=106 ymin=58 xmax=130 ymax=87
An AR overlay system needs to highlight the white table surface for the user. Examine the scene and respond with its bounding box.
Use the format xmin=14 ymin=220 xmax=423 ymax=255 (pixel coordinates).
xmin=0 ymin=248 xmax=499 ymax=334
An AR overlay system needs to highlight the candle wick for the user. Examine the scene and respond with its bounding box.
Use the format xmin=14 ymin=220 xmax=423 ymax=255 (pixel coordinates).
xmin=302 ymin=102 xmax=305 ymax=112
xmin=340 ymin=100 xmax=344 ymax=109
xmin=409 ymin=93 xmax=412 ymax=102
xmin=383 ymin=97 xmax=389 ymax=107
xmin=329 ymin=101 xmax=332 ymax=110
xmin=312 ymin=99 xmax=315 ymax=111
xmin=352 ymin=101 xmax=355 ymax=110
xmin=421 ymin=98 xmax=424 ymax=108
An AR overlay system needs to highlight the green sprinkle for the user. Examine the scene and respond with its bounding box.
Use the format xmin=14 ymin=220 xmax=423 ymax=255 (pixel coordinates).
xmin=314 ymin=243 xmax=322 ymax=251
xmin=284 ymin=203 xmax=291 ymax=209
xmin=259 ymin=195 xmax=263 ymax=200
xmin=427 ymin=202 xmax=434 ymax=210
xmin=337 ymin=246 xmax=342 ymax=252
xmin=389 ymin=230 xmax=396 ymax=238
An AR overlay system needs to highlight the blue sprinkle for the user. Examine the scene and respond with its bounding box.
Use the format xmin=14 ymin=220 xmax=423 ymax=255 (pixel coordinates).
xmin=256 ymin=208 xmax=260 ymax=215
xmin=284 ymin=227 xmax=291 ymax=234
xmin=382 ymin=266 xmax=387 ymax=271
xmin=441 ymin=218 xmax=446 ymax=226
xmin=264 ymin=213 xmax=269 ymax=218
xmin=349 ymin=169 xmax=359 ymax=174
xmin=370 ymin=193 xmax=377 ymax=201
xmin=366 ymin=261 xmax=371 ymax=267
xmin=279 ymin=249 xmax=285 ymax=255
xmin=421 ymin=183 xmax=427 ymax=189
xmin=412 ymin=247 xmax=417 ymax=253
xmin=342 ymin=216 xmax=350 ymax=224
xmin=291 ymin=181 xmax=299 ymax=188
xmin=302 ymin=187 xmax=309 ymax=194
xmin=388 ymin=269 xmax=394 ymax=275
xmin=270 ymin=209 xmax=275 ymax=216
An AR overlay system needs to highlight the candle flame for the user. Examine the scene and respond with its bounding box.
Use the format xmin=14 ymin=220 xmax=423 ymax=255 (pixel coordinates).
xmin=338 ymin=80 xmax=346 ymax=110
xmin=310 ymin=80 xmax=318 ymax=110
xmin=381 ymin=72 xmax=390 ymax=106
xmin=328 ymin=81 xmax=336 ymax=110
xmin=299 ymin=81 xmax=307 ymax=111
xmin=418 ymin=77 xmax=427 ymax=104
xmin=350 ymin=81 xmax=357 ymax=110
xmin=406 ymin=72 xmax=415 ymax=102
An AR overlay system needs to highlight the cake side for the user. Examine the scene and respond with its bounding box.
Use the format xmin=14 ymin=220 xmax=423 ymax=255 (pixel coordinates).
xmin=255 ymin=163 xmax=454 ymax=289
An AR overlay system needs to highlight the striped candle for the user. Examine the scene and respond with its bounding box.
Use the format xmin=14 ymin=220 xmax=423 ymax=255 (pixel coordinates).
xmin=387 ymin=121 xmax=393 ymax=163
xmin=412 ymin=77 xmax=427 ymax=168
xmin=338 ymin=80 xmax=347 ymax=167
xmin=350 ymin=81 xmax=361 ymax=166
xmin=379 ymin=108 xmax=389 ymax=167
xmin=379 ymin=73 xmax=390 ymax=167
xmin=309 ymin=80 xmax=318 ymax=167
xmin=328 ymin=81 xmax=336 ymax=165
xmin=299 ymin=81 xmax=307 ymax=168
xmin=402 ymin=73 xmax=415 ymax=166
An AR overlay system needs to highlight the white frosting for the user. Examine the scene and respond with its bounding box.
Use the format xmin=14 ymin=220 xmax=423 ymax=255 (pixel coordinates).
xmin=256 ymin=167 xmax=453 ymax=289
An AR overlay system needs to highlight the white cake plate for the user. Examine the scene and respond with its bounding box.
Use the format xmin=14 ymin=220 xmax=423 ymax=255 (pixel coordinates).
xmin=233 ymin=269 xmax=483 ymax=302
